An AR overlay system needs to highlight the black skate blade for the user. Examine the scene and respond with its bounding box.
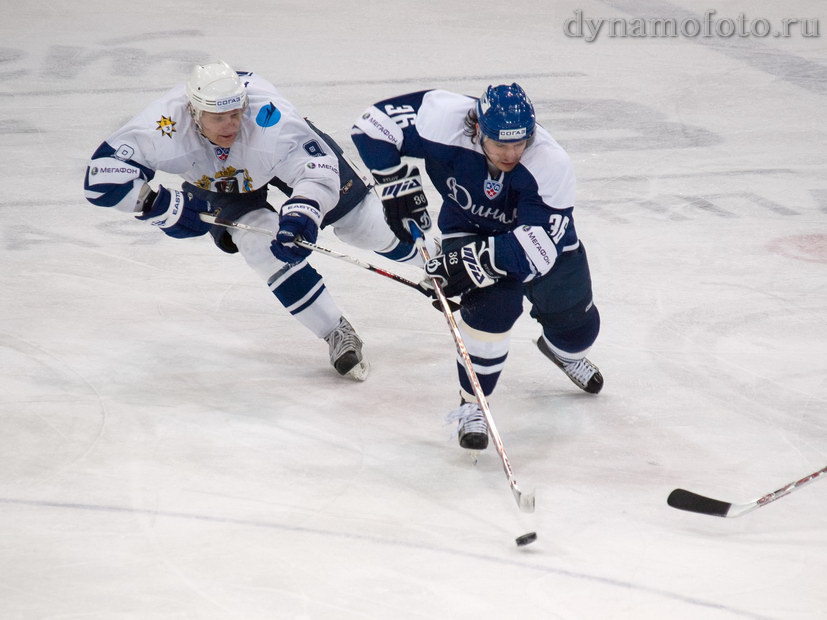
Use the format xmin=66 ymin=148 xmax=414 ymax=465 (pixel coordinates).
xmin=333 ymin=351 xmax=361 ymax=376
xmin=459 ymin=433 xmax=489 ymax=451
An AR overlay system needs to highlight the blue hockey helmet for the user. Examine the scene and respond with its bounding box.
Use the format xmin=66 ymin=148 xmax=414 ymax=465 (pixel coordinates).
xmin=476 ymin=83 xmax=536 ymax=143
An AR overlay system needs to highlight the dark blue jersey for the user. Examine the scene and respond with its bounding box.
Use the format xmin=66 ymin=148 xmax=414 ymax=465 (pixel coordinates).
xmin=352 ymin=90 xmax=580 ymax=280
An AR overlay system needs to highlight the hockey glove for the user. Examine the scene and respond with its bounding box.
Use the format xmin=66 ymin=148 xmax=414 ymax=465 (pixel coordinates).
xmin=372 ymin=163 xmax=431 ymax=245
xmin=423 ymin=239 xmax=506 ymax=297
xmin=271 ymin=197 xmax=322 ymax=263
xmin=136 ymin=185 xmax=214 ymax=239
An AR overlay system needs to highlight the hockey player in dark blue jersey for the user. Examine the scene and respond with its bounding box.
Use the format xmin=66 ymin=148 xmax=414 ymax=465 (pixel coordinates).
xmin=352 ymin=83 xmax=602 ymax=451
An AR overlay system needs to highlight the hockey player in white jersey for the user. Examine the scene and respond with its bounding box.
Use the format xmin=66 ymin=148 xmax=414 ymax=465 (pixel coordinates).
xmin=352 ymin=84 xmax=602 ymax=449
xmin=84 ymin=60 xmax=427 ymax=380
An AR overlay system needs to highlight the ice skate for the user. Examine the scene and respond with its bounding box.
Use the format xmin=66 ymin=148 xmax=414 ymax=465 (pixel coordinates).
xmin=446 ymin=401 xmax=489 ymax=450
xmin=536 ymin=336 xmax=603 ymax=394
xmin=324 ymin=317 xmax=369 ymax=381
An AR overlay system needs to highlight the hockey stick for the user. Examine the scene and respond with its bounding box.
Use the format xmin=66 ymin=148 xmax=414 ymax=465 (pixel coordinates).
xmin=199 ymin=213 xmax=458 ymax=312
xmin=667 ymin=464 xmax=827 ymax=518
xmin=409 ymin=222 xmax=535 ymax=514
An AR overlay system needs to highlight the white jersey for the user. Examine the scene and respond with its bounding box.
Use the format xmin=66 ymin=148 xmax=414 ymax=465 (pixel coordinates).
xmin=85 ymin=73 xmax=340 ymax=215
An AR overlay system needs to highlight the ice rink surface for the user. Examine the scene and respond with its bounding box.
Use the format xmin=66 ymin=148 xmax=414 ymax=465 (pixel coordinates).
xmin=2 ymin=1 xmax=826 ymax=618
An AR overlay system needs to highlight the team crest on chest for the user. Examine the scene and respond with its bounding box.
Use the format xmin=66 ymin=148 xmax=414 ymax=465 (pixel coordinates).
xmin=155 ymin=115 xmax=176 ymax=139
xmin=194 ymin=166 xmax=254 ymax=193
xmin=484 ymin=178 xmax=502 ymax=199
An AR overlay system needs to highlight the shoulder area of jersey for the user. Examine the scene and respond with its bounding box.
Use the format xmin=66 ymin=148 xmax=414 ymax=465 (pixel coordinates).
xmin=237 ymin=75 xmax=295 ymax=131
xmin=527 ymin=124 xmax=569 ymax=157
xmin=516 ymin=126 xmax=572 ymax=176
xmin=421 ymin=89 xmax=475 ymax=110
xmin=416 ymin=90 xmax=476 ymax=142
xmin=133 ymin=84 xmax=194 ymax=140
xmin=246 ymin=91 xmax=296 ymax=131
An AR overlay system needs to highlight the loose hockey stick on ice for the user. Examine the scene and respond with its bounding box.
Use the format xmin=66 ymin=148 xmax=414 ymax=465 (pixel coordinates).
xmin=409 ymin=222 xmax=535 ymax=514
xmin=199 ymin=213 xmax=459 ymax=312
xmin=667 ymin=464 xmax=827 ymax=518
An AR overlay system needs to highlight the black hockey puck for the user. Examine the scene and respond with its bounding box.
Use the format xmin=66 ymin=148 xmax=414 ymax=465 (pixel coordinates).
xmin=515 ymin=531 xmax=537 ymax=546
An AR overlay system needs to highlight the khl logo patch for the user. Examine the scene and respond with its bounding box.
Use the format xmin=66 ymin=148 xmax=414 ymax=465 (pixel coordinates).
xmin=484 ymin=179 xmax=502 ymax=199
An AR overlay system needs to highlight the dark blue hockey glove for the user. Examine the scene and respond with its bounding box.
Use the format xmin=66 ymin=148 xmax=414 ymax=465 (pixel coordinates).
xmin=136 ymin=185 xmax=214 ymax=239
xmin=372 ymin=163 xmax=431 ymax=245
xmin=423 ymin=239 xmax=506 ymax=297
xmin=271 ymin=198 xmax=322 ymax=263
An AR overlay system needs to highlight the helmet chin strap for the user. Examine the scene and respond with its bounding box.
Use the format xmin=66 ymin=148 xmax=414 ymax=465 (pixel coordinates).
xmin=188 ymin=103 xmax=204 ymax=130
xmin=188 ymin=105 xmax=220 ymax=147
xmin=479 ymin=134 xmax=502 ymax=176
xmin=476 ymin=126 xmax=495 ymax=171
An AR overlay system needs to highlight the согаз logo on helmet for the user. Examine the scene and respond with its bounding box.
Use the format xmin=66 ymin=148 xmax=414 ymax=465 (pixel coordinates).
xmin=498 ymin=128 xmax=527 ymax=140
xmin=216 ymin=96 xmax=243 ymax=108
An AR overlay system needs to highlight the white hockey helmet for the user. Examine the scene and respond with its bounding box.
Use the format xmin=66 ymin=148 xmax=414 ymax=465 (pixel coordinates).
xmin=186 ymin=60 xmax=248 ymax=117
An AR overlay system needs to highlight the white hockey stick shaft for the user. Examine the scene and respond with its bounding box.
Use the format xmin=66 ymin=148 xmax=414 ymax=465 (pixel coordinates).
xmin=409 ymin=222 xmax=535 ymax=514
xmin=199 ymin=213 xmax=457 ymax=310
xmin=668 ymin=464 xmax=827 ymax=517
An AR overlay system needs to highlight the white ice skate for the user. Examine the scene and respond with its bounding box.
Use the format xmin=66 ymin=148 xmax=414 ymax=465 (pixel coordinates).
xmin=536 ymin=336 xmax=603 ymax=394
xmin=446 ymin=401 xmax=489 ymax=450
xmin=324 ymin=317 xmax=369 ymax=381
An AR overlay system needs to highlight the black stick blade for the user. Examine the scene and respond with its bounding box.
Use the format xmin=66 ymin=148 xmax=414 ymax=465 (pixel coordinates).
xmin=667 ymin=488 xmax=732 ymax=517
xmin=432 ymin=298 xmax=461 ymax=313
